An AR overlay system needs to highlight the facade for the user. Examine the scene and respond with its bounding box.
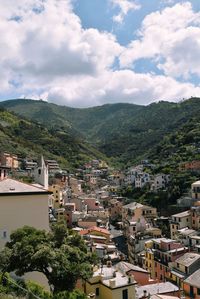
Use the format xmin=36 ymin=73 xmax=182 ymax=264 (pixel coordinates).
xmin=144 ymin=238 xmax=187 ymax=281
xmin=135 ymin=173 xmax=150 ymax=188
xmin=0 ymin=178 xmax=50 ymax=248
xmin=81 ymin=263 xmax=136 ymax=299
xmin=183 ymin=268 xmax=200 ymax=299
xmin=48 ymin=184 xmax=63 ymax=209
xmin=192 ymin=181 xmax=200 ymax=200
xmin=122 ymin=202 xmax=157 ymax=238
xmin=0 ymin=166 xmax=9 ymax=180
xmin=0 ymin=152 xmax=19 ymax=169
xmin=109 ymin=198 xmax=123 ymax=221
xmin=191 ymin=206 xmax=200 ymax=230
xmin=150 ymin=174 xmax=170 ymax=191
xmin=170 ymin=210 xmax=191 ymax=239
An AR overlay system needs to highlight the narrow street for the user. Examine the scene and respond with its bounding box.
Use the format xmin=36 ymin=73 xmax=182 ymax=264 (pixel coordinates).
xmin=109 ymin=224 xmax=128 ymax=257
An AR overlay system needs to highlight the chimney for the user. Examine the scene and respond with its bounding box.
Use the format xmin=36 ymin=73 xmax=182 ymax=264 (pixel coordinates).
xmin=87 ymin=293 xmax=96 ymax=299
xmin=128 ymin=274 xmax=135 ymax=283
xmin=109 ymin=279 xmax=116 ymax=288
xmin=143 ymin=290 xmax=148 ymax=298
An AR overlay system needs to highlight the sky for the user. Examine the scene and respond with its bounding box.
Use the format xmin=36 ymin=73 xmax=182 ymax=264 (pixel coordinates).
xmin=0 ymin=0 xmax=200 ymax=107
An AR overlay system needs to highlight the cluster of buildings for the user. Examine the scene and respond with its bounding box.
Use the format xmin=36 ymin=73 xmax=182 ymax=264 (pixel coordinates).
xmin=1 ymin=153 xmax=200 ymax=298
xmin=110 ymin=163 xmax=170 ymax=192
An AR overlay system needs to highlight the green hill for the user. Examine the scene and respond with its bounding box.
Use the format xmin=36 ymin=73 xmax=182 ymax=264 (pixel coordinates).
xmin=1 ymin=97 xmax=200 ymax=167
xmin=0 ymin=107 xmax=106 ymax=169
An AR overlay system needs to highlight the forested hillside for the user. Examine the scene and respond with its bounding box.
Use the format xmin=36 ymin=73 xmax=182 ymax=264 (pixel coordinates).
xmin=1 ymin=97 xmax=200 ymax=167
xmin=0 ymin=107 xmax=105 ymax=169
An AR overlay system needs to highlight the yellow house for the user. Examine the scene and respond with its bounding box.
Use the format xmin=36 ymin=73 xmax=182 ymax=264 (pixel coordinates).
xmin=81 ymin=264 xmax=136 ymax=299
xmin=144 ymin=241 xmax=155 ymax=278
xmin=48 ymin=184 xmax=63 ymax=209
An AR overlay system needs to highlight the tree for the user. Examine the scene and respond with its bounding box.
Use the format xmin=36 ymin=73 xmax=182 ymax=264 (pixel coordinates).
xmin=0 ymin=224 xmax=96 ymax=294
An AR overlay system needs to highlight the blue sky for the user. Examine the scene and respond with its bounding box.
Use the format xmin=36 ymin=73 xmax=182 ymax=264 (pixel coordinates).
xmin=0 ymin=0 xmax=199 ymax=107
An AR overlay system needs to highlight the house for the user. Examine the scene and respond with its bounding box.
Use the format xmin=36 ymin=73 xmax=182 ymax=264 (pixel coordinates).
xmin=45 ymin=159 xmax=60 ymax=173
xmin=0 ymin=152 xmax=19 ymax=169
xmin=175 ymin=228 xmax=197 ymax=246
xmin=116 ymin=261 xmax=157 ymax=286
xmin=109 ymin=198 xmax=122 ymax=221
xmin=191 ymin=206 xmax=200 ymax=230
xmin=48 ymin=184 xmax=63 ymax=209
xmin=150 ymin=174 xmax=170 ymax=192
xmin=80 ymin=263 xmax=137 ymax=299
xmin=183 ymin=268 xmax=200 ymax=299
xmin=170 ymin=211 xmax=191 ymax=239
xmin=0 ymin=177 xmax=50 ymax=289
xmin=135 ymin=173 xmax=150 ymax=188
xmin=192 ymin=180 xmax=200 ymax=201
xmin=79 ymin=226 xmax=111 ymax=243
xmin=0 ymin=166 xmax=9 ymax=180
xmin=136 ymin=282 xmax=179 ymax=299
xmin=0 ymin=178 xmax=50 ymax=248
xmin=128 ymin=228 xmax=162 ymax=264
xmin=167 ymin=253 xmax=200 ymax=288
xmin=144 ymin=238 xmax=187 ymax=281
xmin=122 ymin=202 xmax=157 ymax=237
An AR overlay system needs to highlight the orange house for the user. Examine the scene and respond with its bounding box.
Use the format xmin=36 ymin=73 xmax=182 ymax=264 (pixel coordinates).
xmin=183 ymin=269 xmax=200 ymax=299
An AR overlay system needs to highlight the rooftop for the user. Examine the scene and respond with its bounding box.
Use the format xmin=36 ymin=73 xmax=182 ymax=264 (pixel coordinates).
xmin=116 ymin=261 xmax=149 ymax=274
xmin=175 ymin=252 xmax=200 ymax=267
xmin=184 ymin=268 xmax=200 ymax=288
xmin=136 ymin=282 xmax=179 ymax=299
xmin=79 ymin=226 xmax=110 ymax=236
xmin=172 ymin=210 xmax=190 ymax=218
xmin=192 ymin=180 xmax=200 ymax=186
xmin=92 ymin=265 xmax=136 ymax=288
xmin=177 ymin=228 xmax=197 ymax=236
xmin=0 ymin=178 xmax=48 ymax=194
xmin=123 ymin=202 xmax=146 ymax=210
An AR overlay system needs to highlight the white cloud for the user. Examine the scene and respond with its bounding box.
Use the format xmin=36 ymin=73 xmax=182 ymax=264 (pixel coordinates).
xmin=111 ymin=0 xmax=141 ymax=24
xmin=0 ymin=0 xmax=199 ymax=108
xmin=119 ymin=2 xmax=200 ymax=79
xmin=44 ymin=70 xmax=200 ymax=107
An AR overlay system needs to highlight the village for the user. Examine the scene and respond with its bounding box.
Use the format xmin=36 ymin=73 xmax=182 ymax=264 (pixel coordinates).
xmin=0 ymin=152 xmax=200 ymax=299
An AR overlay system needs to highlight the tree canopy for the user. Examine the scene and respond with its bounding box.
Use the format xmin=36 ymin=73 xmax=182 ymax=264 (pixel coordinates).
xmin=0 ymin=224 xmax=96 ymax=294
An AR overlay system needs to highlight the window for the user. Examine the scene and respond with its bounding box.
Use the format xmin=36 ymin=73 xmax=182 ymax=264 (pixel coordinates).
xmin=96 ymin=288 xmax=99 ymax=296
xmin=122 ymin=289 xmax=128 ymax=299
xmin=2 ymin=231 xmax=7 ymax=239
xmin=197 ymin=288 xmax=200 ymax=295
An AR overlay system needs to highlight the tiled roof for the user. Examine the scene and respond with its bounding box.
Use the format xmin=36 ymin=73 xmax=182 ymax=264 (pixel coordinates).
xmin=79 ymin=226 xmax=110 ymax=236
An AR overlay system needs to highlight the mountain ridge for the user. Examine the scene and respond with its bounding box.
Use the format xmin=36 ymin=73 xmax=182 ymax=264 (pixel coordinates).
xmin=1 ymin=97 xmax=200 ymax=167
